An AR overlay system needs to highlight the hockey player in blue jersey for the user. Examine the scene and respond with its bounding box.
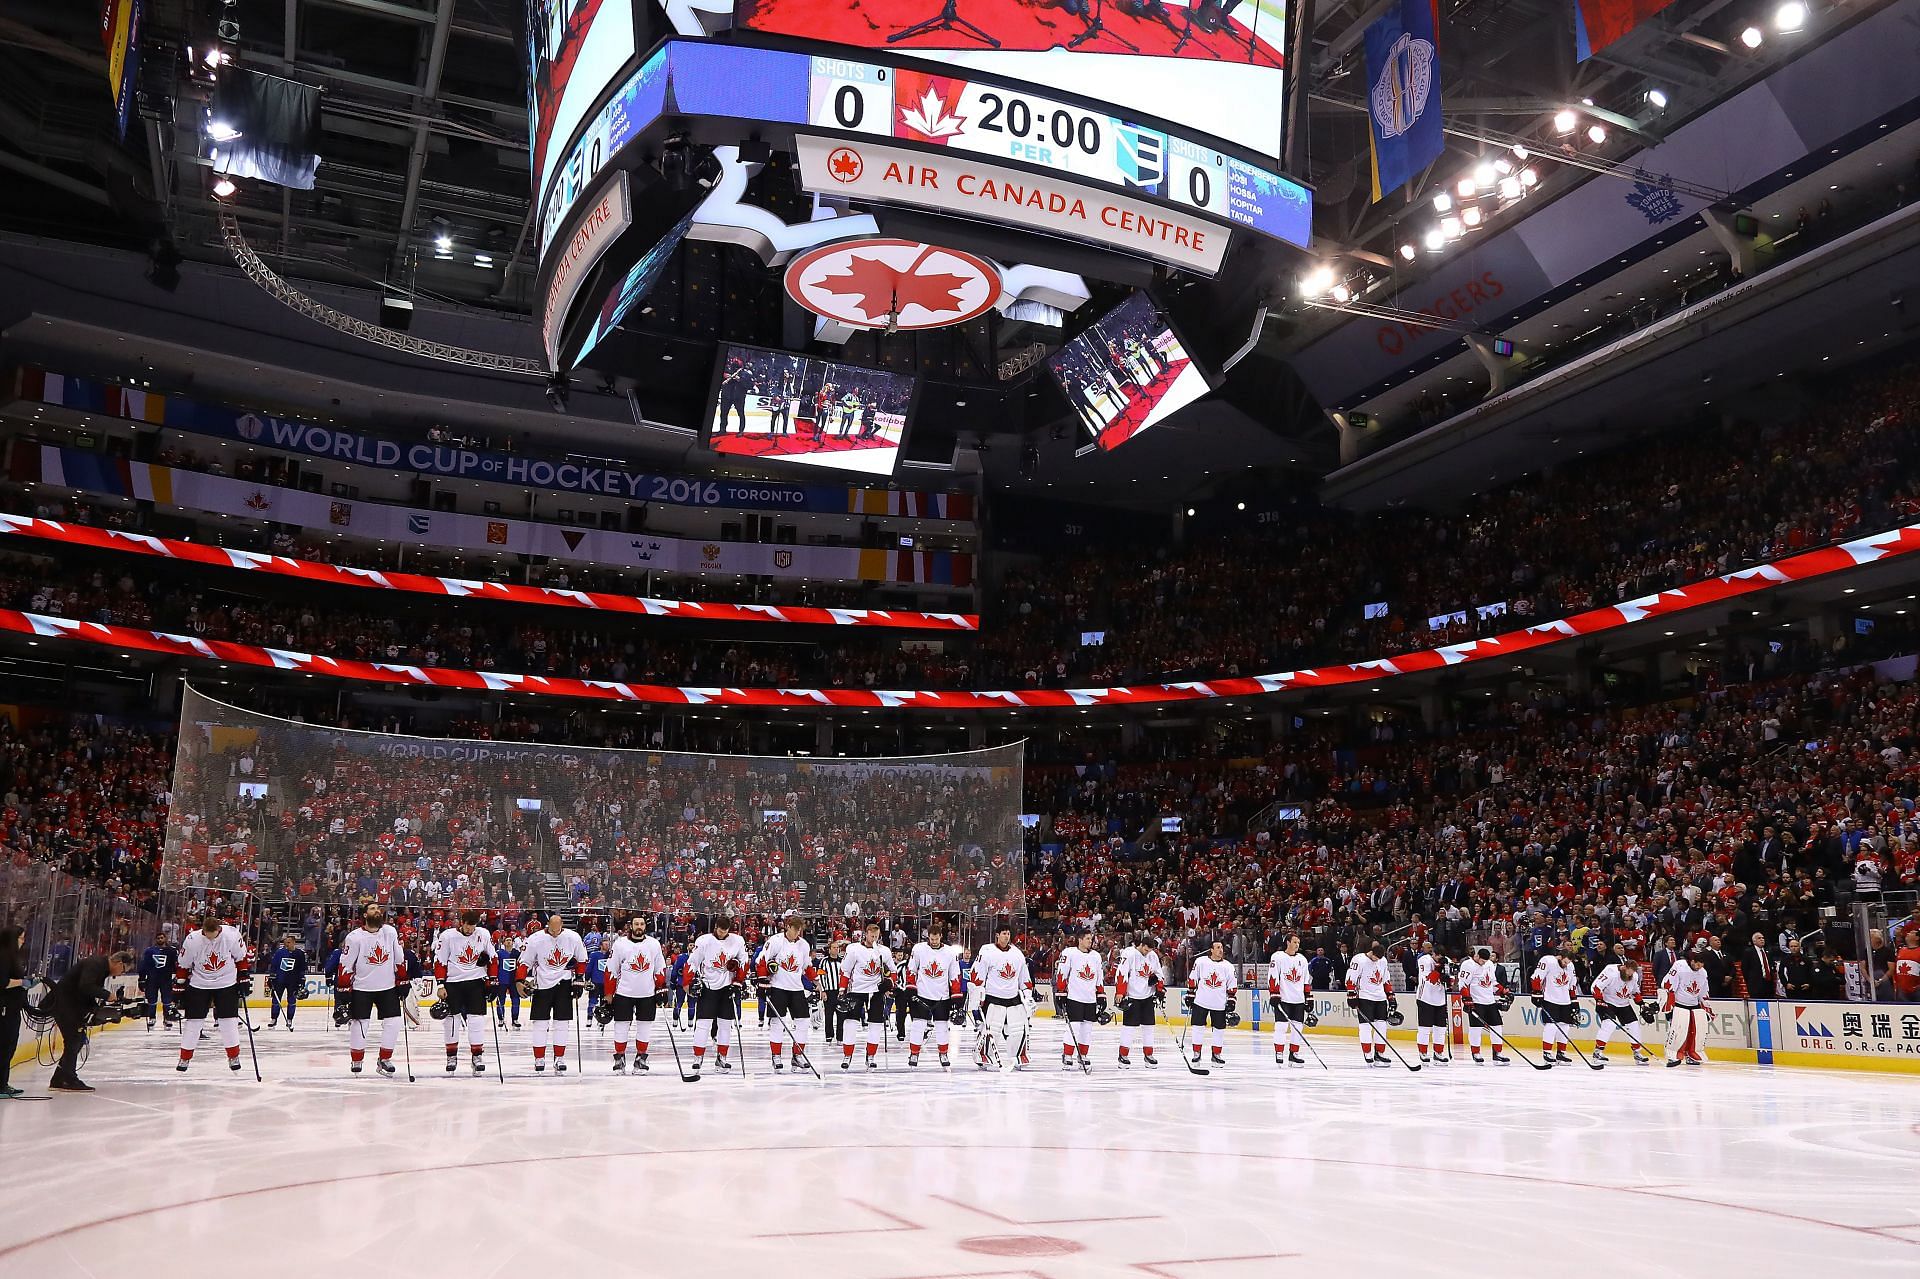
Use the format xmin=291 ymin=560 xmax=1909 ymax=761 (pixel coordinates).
xmin=668 ymin=948 xmax=690 ymax=1029
xmin=494 ymin=939 xmax=522 ymax=1028
xmin=584 ymin=936 xmax=608 ymax=1024
xmin=138 ymin=933 xmax=179 ymax=1029
xmin=266 ymin=935 xmax=309 ymax=1029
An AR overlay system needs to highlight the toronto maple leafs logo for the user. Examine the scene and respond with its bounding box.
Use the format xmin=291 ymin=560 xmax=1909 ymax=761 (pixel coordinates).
xmin=1626 ymin=175 xmax=1683 ymax=225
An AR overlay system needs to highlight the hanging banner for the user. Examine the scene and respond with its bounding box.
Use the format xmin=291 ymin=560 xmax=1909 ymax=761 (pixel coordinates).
xmin=1363 ymin=0 xmax=1444 ymax=203
xmin=27 ymin=447 xmax=974 ymax=588
xmin=1574 ymin=0 xmax=1679 ymax=62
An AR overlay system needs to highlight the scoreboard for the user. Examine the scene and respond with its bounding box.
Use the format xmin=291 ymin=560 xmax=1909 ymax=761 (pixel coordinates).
xmin=537 ymin=39 xmax=1311 ymax=263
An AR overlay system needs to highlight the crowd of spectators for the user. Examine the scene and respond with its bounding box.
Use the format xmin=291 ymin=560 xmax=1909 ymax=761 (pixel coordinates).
xmin=7 ymin=356 xmax=1920 ymax=695
xmin=0 ymin=715 xmax=170 ymax=911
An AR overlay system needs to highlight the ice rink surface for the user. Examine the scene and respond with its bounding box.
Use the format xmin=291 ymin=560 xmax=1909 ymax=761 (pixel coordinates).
xmin=4 ymin=1014 xmax=1919 ymax=1278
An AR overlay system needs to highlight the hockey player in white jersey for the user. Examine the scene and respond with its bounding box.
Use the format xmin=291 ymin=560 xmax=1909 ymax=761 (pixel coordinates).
xmin=174 ymin=913 xmax=249 ymax=1073
xmin=684 ymin=915 xmax=748 ymax=1074
xmin=1414 ymin=941 xmax=1452 ymax=1065
xmin=1113 ymin=934 xmax=1165 ymax=1068
xmin=1660 ymin=950 xmax=1712 ymax=1067
xmin=757 ymin=915 xmax=816 ymax=1072
xmin=1456 ymin=947 xmax=1512 ymax=1064
xmin=604 ymin=915 xmax=667 ymax=1073
xmin=971 ymin=923 xmax=1034 ymax=1070
xmin=338 ymin=904 xmax=407 ymax=1076
xmin=1530 ymin=940 xmax=1580 ymax=1067
xmin=1053 ymin=929 xmax=1103 ymax=1070
xmin=1187 ymin=940 xmax=1235 ymax=1068
xmin=1345 ymin=941 xmax=1395 ymax=1066
xmin=1267 ymin=933 xmax=1312 ymax=1067
xmin=1590 ymin=956 xmax=1651 ymax=1066
xmin=837 ymin=921 xmax=896 ymax=1071
xmin=903 ymin=918 xmax=962 ymax=1070
xmin=519 ymin=913 xmax=588 ymax=1073
xmin=432 ymin=909 xmax=495 ymax=1074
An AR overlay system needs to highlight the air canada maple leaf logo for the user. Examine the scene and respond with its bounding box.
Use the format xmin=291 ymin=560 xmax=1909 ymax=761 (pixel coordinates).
xmin=819 ymin=253 xmax=969 ymax=322
xmin=826 ymin=147 xmax=863 ymax=183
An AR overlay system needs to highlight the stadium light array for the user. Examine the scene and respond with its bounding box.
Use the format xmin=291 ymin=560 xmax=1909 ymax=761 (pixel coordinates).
xmin=1297 ymin=266 xmax=1336 ymax=298
xmin=1741 ymin=25 xmax=1764 ymax=47
xmin=1775 ymin=1 xmax=1808 ymax=32
xmin=212 ymin=177 xmax=236 ymax=199
xmin=1399 ymin=243 xmax=1417 ymax=261
xmin=1553 ymin=110 xmax=1578 ymax=135
xmin=206 ymin=118 xmax=240 ymax=142
xmin=1587 ymin=124 xmax=1609 ymax=145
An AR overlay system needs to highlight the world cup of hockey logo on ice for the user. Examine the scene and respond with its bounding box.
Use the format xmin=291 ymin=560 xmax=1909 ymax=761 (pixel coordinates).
xmin=1369 ymin=32 xmax=1435 ymax=140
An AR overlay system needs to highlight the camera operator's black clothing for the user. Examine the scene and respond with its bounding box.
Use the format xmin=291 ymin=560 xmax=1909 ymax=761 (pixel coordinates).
xmin=1 ymin=950 xmax=27 ymax=1092
xmin=47 ymin=956 xmax=111 ymax=1085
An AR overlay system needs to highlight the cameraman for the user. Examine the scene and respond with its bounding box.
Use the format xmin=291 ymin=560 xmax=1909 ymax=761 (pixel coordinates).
xmin=47 ymin=949 xmax=135 ymax=1092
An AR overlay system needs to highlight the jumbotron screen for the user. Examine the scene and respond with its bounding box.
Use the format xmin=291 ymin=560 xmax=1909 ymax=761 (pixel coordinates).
xmin=530 ymin=0 xmax=639 ymax=211
xmin=1046 ymin=292 xmax=1209 ymax=451
xmin=733 ymin=0 xmax=1287 ymax=161
xmin=704 ymin=344 xmax=917 ymax=476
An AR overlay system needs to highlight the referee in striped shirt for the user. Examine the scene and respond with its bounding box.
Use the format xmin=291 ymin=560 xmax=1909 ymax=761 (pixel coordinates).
xmin=819 ymin=938 xmax=846 ymax=1043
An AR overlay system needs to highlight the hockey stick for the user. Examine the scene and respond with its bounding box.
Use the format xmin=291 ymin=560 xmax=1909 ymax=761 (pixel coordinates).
xmin=1469 ymin=1003 xmax=1548 ymax=1069
xmin=237 ymin=989 xmax=262 ymax=1082
xmin=399 ymin=1001 xmax=416 ymax=1082
xmin=769 ymin=998 xmax=823 ymax=1080
xmin=1272 ymin=1001 xmax=1330 ymax=1072
xmin=1171 ymin=1019 xmax=1209 ymax=1076
xmin=1356 ymin=1007 xmax=1420 ymax=1072
xmin=734 ymin=986 xmax=748 ymax=1082
xmin=662 ymin=1005 xmax=699 ymax=1082
xmin=490 ymin=997 xmax=507 ymax=1083
xmin=1542 ymin=1004 xmax=1604 ymax=1070
xmin=571 ymin=985 xmax=586 ymax=1078
xmin=1060 ymin=1004 xmax=1092 ymax=1074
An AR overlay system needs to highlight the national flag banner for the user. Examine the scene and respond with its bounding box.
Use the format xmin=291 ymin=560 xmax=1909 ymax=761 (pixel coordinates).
xmin=1574 ymin=0 xmax=1678 ymax=61
xmin=1364 ymin=0 xmax=1445 ymax=203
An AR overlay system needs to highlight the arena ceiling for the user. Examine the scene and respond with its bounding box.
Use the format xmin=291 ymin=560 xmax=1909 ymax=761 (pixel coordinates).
xmin=0 ymin=0 xmax=1859 ymax=470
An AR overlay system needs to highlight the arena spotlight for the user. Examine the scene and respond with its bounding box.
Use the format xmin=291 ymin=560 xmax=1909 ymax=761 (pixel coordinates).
xmin=1297 ymin=266 xmax=1336 ymax=298
xmin=1472 ymin=162 xmax=1497 ymax=188
xmin=1456 ymin=176 xmax=1477 ymax=197
xmin=1646 ymin=88 xmax=1669 ymax=110
xmin=1423 ymin=228 xmax=1446 ymax=252
xmin=1519 ymin=167 xmax=1539 ymax=187
xmin=1775 ymin=1 xmax=1808 ymax=32
xmin=206 ymin=117 xmax=241 ymax=142
xmin=1462 ymin=207 xmax=1483 ymax=227
xmin=1511 ymin=144 xmax=1530 ymax=160
xmin=1740 ymin=25 xmax=1764 ymax=47
xmin=435 ymin=234 xmax=453 ymax=251
xmin=1587 ymin=124 xmax=1609 ymax=144
xmin=1498 ymin=176 xmax=1522 ymax=200
xmin=1553 ymin=109 xmax=1578 ymax=135
xmin=212 ymin=177 xmax=236 ymax=199
xmin=1440 ymin=215 xmax=1462 ymax=238
xmin=1432 ymin=192 xmax=1453 ymax=213
xmin=1330 ymin=283 xmax=1352 ymax=303
xmin=1399 ymin=243 xmax=1417 ymax=261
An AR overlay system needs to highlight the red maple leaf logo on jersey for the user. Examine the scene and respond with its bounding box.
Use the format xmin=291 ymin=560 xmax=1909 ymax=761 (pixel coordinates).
xmin=817 ymin=254 xmax=968 ymax=325
xmin=367 ymin=945 xmax=389 ymax=965
xmin=628 ymin=954 xmax=651 ymax=974
xmin=457 ymin=946 xmax=478 ymax=966
xmin=997 ymin=964 xmax=1015 ymax=980
xmin=861 ymin=960 xmax=881 ymax=977
xmin=922 ymin=962 xmax=943 ymax=979
xmin=1075 ymin=963 xmax=1097 ymax=982
xmin=201 ymin=953 xmax=227 ymax=974
xmin=779 ymin=955 xmax=800 ymax=973
xmin=1204 ymin=972 xmax=1223 ymax=988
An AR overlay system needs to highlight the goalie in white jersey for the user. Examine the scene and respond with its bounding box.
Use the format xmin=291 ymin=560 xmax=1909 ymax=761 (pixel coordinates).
xmin=518 ymin=913 xmax=588 ymax=1074
xmin=1591 ymin=956 xmax=1652 ymax=1066
xmin=174 ymin=913 xmax=249 ymax=1074
xmin=603 ymin=915 xmax=666 ymax=1073
xmin=756 ymin=915 xmax=817 ymax=1072
xmin=904 ymin=919 xmax=962 ymax=1070
xmin=1113 ymin=934 xmax=1165 ymax=1068
xmin=971 ymin=923 xmax=1034 ymax=1070
xmin=1267 ymin=934 xmax=1313 ymax=1067
xmin=1345 ymin=942 xmax=1395 ymax=1067
xmin=1414 ymin=941 xmax=1452 ymax=1065
xmin=684 ymin=915 xmax=748 ymax=1073
xmin=432 ymin=909 xmax=495 ymax=1074
xmin=1054 ymin=930 xmax=1104 ymax=1070
xmin=1659 ymin=950 xmax=1712 ymax=1068
xmin=337 ymin=904 xmax=407 ymax=1076
xmin=836 ymin=920 xmax=896 ymax=1071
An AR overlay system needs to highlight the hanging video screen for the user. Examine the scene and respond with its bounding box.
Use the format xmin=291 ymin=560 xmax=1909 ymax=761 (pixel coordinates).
xmin=731 ymin=0 xmax=1287 ymax=161
xmin=529 ymin=0 xmax=640 ymax=208
xmin=704 ymin=345 xmax=917 ymax=476
xmin=1046 ymin=292 xmax=1209 ymax=451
